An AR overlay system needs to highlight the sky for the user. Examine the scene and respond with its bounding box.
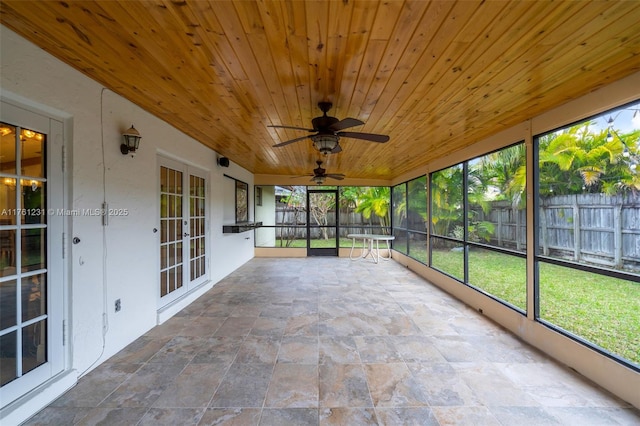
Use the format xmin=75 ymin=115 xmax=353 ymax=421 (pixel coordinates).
xmin=599 ymin=101 xmax=640 ymax=134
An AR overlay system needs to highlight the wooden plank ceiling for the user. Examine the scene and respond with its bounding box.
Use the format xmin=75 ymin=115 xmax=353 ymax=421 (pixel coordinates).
xmin=2 ymin=0 xmax=640 ymax=181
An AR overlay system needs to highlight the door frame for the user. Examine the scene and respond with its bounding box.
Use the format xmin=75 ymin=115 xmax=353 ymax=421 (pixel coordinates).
xmin=157 ymin=156 xmax=209 ymax=308
xmin=0 ymin=99 xmax=67 ymax=408
xmin=306 ymin=188 xmax=339 ymax=256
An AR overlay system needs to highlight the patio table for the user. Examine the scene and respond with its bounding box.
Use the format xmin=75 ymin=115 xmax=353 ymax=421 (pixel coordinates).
xmin=347 ymin=233 xmax=395 ymax=263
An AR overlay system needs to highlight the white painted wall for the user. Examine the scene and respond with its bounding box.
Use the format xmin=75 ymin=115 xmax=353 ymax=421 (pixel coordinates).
xmin=1 ymin=26 xmax=254 ymax=422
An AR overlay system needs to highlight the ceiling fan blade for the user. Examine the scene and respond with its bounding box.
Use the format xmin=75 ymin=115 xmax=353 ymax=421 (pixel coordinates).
xmin=329 ymin=117 xmax=364 ymax=132
xmin=268 ymin=124 xmax=315 ymax=132
xmin=337 ymin=131 xmax=390 ymax=143
xmin=326 ymin=174 xmax=345 ymax=180
xmin=330 ymin=144 xmax=342 ymax=154
xmin=291 ymin=174 xmax=313 ymax=178
xmin=273 ymin=135 xmax=312 ymax=147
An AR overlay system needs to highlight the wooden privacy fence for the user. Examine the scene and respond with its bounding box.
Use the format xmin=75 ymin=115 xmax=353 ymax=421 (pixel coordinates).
xmin=275 ymin=208 xmax=387 ymax=239
xmin=473 ymin=194 xmax=640 ymax=271
xmin=471 ymin=200 xmax=527 ymax=251
xmin=540 ymin=194 xmax=640 ymax=270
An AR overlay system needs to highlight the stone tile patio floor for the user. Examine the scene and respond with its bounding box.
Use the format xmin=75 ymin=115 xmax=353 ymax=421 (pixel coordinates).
xmin=26 ymin=257 xmax=640 ymax=425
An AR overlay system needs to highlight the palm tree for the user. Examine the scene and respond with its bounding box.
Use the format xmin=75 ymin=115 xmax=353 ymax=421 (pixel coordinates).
xmin=480 ymin=143 xmax=526 ymax=208
xmin=430 ymin=165 xmax=464 ymax=238
xmin=472 ymin=143 xmax=526 ymax=247
xmin=354 ymin=186 xmax=391 ymax=233
xmin=538 ymin=122 xmax=639 ymax=195
xmin=406 ymin=176 xmax=428 ymax=231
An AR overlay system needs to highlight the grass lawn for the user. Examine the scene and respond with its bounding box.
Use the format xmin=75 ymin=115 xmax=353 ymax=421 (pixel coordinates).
xmin=539 ymin=262 xmax=640 ymax=365
xmin=430 ymin=248 xmax=640 ymax=365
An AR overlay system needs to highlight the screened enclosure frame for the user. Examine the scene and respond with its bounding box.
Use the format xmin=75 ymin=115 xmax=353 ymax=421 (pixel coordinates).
xmin=426 ymin=141 xmax=529 ymax=315
xmin=532 ymin=99 xmax=640 ymax=373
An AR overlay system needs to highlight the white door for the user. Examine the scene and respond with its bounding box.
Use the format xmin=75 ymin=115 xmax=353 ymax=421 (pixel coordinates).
xmin=0 ymin=101 xmax=65 ymax=407
xmin=158 ymin=157 xmax=208 ymax=307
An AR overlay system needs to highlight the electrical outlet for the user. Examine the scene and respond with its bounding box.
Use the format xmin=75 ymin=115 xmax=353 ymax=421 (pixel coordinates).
xmin=115 ymin=299 xmax=121 ymax=312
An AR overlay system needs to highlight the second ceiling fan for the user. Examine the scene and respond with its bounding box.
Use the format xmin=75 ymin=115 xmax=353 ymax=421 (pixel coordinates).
xmin=295 ymin=160 xmax=345 ymax=185
xmin=269 ymin=101 xmax=389 ymax=154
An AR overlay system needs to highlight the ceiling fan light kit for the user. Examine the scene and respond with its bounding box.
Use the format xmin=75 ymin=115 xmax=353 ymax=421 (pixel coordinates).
xmin=312 ymin=175 xmax=326 ymax=185
xmin=311 ymin=134 xmax=339 ymax=155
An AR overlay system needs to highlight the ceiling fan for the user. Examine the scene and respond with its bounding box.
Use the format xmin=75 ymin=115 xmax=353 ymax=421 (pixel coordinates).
xmin=269 ymin=101 xmax=390 ymax=154
xmin=295 ymin=160 xmax=345 ymax=185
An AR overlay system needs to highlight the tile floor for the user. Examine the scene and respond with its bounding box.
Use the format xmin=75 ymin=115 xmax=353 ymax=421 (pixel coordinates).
xmin=25 ymin=257 xmax=640 ymax=425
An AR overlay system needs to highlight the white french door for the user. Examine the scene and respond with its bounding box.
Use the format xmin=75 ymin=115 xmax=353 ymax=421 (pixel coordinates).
xmin=0 ymin=101 xmax=65 ymax=407
xmin=158 ymin=157 xmax=208 ymax=307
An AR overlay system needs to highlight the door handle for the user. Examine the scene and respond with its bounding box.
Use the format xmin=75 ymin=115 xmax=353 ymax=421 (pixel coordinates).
xmin=184 ymin=233 xmax=190 ymax=237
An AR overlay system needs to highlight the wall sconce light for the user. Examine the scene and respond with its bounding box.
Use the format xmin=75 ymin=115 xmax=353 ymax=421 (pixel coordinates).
xmin=121 ymin=125 xmax=142 ymax=156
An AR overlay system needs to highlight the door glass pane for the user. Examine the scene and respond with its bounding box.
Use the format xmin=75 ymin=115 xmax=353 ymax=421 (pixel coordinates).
xmin=176 ymin=241 xmax=183 ymax=264
xmin=167 ymin=220 xmax=174 ymax=243
xmin=21 ymin=228 xmax=46 ymax=272
xmin=0 ymin=230 xmax=17 ymax=277
xmin=175 ymin=170 xmax=182 ymax=194
xmin=0 ymin=123 xmax=17 ymax=174
xmin=0 ymin=331 xmax=17 ymax=386
xmin=175 ymin=219 xmax=182 ymax=240
xmin=168 ymin=169 xmax=175 ymax=193
xmin=0 ymin=280 xmax=17 ymax=328
xmin=175 ymin=196 xmax=182 ymax=219
xmin=160 ymin=271 xmax=168 ymax=297
xmin=168 ymin=195 xmax=175 ymax=218
xmin=160 ymin=166 xmax=168 ymax=192
xmin=22 ymin=319 xmax=46 ymax=375
xmin=169 ymin=269 xmax=176 ymax=292
xmin=22 ymin=273 xmax=45 ymax=321
xmin=176 ymin=265 xmax=183 ymax=289
xmin=1 ymin=178 xmax=17 ymax=226
xmin=160 ymin=245 xmax=167 ymax=270
xmin=160 ymin=193 xmax=168 ymax=219
xmin=20 ymin=128 xmax=44 ymax=178
xmin=20 ymin=179 xmax=45 ymax=225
